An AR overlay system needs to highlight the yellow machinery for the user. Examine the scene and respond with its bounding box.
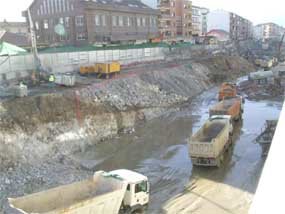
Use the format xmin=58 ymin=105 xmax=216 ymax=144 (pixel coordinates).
xmin=96 ymin=61 xmax=121 ymax=79
xmin=79 ymin=65 xmax=97 ymax=75
xmin=80 ymin=62 xmax=121 ymax=78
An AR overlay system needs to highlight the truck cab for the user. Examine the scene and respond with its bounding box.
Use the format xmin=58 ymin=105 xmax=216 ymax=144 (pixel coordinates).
xmin=218 ymin=82 xmax=237 ymax=101
xmin=110 ymin=169 xmax=150 ymax=213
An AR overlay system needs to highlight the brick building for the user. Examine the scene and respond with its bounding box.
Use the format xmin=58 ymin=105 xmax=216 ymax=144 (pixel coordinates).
xmin=158 ymin=0 xmax=192 ymax=40
xmin=23 ymin=0 xmax=159 ymax=46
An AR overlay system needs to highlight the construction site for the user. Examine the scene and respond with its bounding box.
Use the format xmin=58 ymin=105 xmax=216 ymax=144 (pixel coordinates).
xmin=0 ymin=34 xmax=284 ymax=213
xmin=1 ymin=0 xmax=285 ymax=212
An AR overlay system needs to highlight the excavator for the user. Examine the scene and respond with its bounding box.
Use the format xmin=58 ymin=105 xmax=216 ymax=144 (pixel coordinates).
xmin=27 ymin=9 xmax=50 ymax=85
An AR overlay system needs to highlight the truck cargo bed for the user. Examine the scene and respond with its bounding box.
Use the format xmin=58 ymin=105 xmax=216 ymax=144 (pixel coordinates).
xmin=198 ymin=123 xmax=225 ymax=142
xmin=8 ymin=172 xmax=127 ymax=214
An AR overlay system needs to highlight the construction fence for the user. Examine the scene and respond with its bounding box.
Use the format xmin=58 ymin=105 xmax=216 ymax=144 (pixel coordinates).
xmin=0 ymin=43 xmax=224 ymax=82
xmin=0 ymin=47 xmax=166 ymax=82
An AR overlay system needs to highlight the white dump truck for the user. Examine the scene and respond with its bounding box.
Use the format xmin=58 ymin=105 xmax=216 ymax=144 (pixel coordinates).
xmin=188 ymin=115 xmax=233 ymax=167
xmin=6 ymin=169 xmax=149 ymax=214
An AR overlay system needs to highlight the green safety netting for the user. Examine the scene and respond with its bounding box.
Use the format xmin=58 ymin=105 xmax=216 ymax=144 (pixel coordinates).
xmin=0 ymin=42 xmax=28 ymax=56
xmin=39 ymin=42 xmax=193 ymax=54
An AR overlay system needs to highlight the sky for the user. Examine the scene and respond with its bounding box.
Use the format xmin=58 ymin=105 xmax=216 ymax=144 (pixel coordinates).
xmin=0 ymin=0 xmax=284 ymax=26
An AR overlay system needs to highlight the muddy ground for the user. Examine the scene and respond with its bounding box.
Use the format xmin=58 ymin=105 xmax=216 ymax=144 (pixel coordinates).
xmin=0 ymin=87 xmax=282 ymax=213
xmin=0 ymin=55 xmax=270 ymax=213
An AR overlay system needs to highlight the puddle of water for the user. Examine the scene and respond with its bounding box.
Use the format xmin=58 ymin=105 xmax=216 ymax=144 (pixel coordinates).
xmin=73 ymin=88 xmax=282 ymax=213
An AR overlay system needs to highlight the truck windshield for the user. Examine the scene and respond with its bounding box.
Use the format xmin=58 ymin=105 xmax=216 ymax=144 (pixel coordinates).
xmin=135 ymin=181 xmax=148 ymax=193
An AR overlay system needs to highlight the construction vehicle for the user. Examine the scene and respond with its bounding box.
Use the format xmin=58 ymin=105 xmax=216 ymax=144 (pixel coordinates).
xmin=97 ymin=61 xmax=121 ymax=79
xmin=6 ymin=169 xmax=150 ymax=214
xmin=79 ymin=65 xmax=97 ymax=76
xmin=218 ymin=82 xmax=237 ymax=101
xmin=188 ymin=115 xmax=233 ymax=167
xmin=255 ymin=120 xmax=278 ymax=156
xmin=210 ymin=96 xmax=244 ymax=121
xmin=79 ymin=62 xmax=121 ymax=79
xmin=260 ymin=59 xmax=273 ymax=70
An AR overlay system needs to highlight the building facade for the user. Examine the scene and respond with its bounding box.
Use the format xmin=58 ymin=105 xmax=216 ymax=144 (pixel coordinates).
xmin=254 ymin=23 xmax=285 ymax=40
xmin=207 ymin=10 xmax=253 ymax=41
xmin=24 ymin=0 xmax=159 ymax=46
xmin=191 ymin=5 xmax=209 ymax=36
xmin=0 ymin=20 xmax=28 ymax=35
xmin=158 ymin=0 xmax=192 ymax=40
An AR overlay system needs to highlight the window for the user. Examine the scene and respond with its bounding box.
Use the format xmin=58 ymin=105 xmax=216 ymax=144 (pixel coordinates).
xmin=77 ymin=32 xmax=87 ymax=40
xmin=95 ymin=15 xmax=100 ymax=26
xmin=35 ymin=21 xmax=39 ymax=30
xmin=112 ymin=16 xmax=117 ymax=26
xmin=127 ymin=17 xmax=130 ymax=27
xmin=65 ymin=17 xmax=70 ymax=27
xmin=40 ymin=5 xmax=43 ymax=15
xmin=43 ymin=0 xmax=47 ymax=14
xmin=58 ymin=0 xmax=62 ymax=13
xmin=62 ymin=0 xmax=66 ymax=12
xmin=119 ymin=16 xmax=123 ymax=26
xmin=137 ymin=17 xmax=141 ymax=27
xmin=60 ymin=32 xmax=69 ymax=41
xmin=135 ymin=181 xmax=148 ymax=193
xmin=54 ymin=0 xmax=58 ymax=13
xmin=76 ymin=16 xmax=84 ymax=26
xmin=49 ymin=19 xmax=54 ymax=27
xmin=47 ymin=0 xmax=50 ymax=14
xmin=50 ymin=0 xmax=54 ymax=14
xmin=66 ymin=0 xmax=70 ymax=11
xmin=101 ymin=15 xmax=106 ymax=26
xmin=44 ymin=19 xmax=49 ymax=29
xmin=59 ymin=17 xmax=64 ymax=24
xmin=142 ymin=17 xmax=146 ymax=27
xmin=127 ymin=184 xmax=130 ymax=191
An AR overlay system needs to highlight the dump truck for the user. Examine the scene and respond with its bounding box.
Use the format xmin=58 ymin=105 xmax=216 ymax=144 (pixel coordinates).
xmin=210 ymin=96 xmax=244 ymax=121
xmin=218 ymin=82 xmax=237 ymax=101
xmin=188 ymin=115 xmax=233 ymax=167
xmin=6 ymin=169 xmax=150 ymax=214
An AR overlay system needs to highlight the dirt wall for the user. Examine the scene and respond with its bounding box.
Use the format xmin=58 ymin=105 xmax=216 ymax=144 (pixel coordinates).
xmin=0 ymin=56 xmax=255 ymax=169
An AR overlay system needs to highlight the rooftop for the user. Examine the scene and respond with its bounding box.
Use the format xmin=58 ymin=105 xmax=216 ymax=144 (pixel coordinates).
xmin=0 ymin=21 xmax=27 ymax=28
xmin=86 ymin=0 xmax=149 ymax=8
xmin=110 ymin=169 xmax=148 ymax=183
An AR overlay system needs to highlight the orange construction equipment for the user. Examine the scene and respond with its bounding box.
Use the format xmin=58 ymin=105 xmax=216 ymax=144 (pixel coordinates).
xmin=218 ymin=82 xmax=237 ymax=101
xmin=210 ymin=96 xmax=243 ymax=121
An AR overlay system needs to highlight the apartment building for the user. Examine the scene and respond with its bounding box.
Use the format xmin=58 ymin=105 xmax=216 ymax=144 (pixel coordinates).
xmin=23 ymin=0 xmax=159 ymax=46
xmin=254 ymin=23 xmax=285 ymax=40
xmin=158 ymin=0 xmax=192 ymax=40
xmin=207 ymin=10 xmax=253 ymax=41
xmin=0 ymin=20 xmax=28 ymax=35
xmin=192 ymin=5 xmax=209 ymax=36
